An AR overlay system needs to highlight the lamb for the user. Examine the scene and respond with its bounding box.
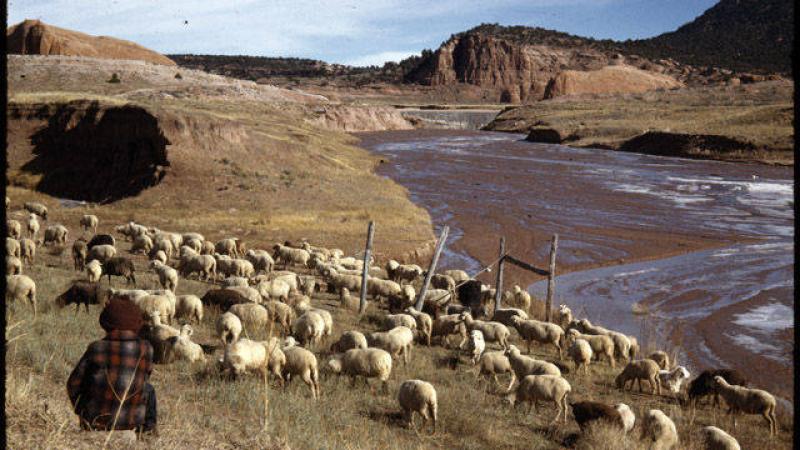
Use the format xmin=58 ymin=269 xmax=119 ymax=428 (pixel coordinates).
xmin=507 ymin=374 xmax=571 ymax=425
xmin=615 ymin=359 xmax=661 ymax=395
xmin=292 ymin=310 xmax=326 ymax=348
xmin=222 ymin=338 xmax=285 ymax=383
xmin=263 ymin=301 xmax=295 ymax=336
xmin=459 ymin=312 xmax=510 ymax=350
xmin=640 ymin=409 xmax=678 ymax=450
xmin=72 ymin=239 xmax=88 ymax=271
xmin=491 ymin=307 xmax=529 ymax=327
xmin=135 ymin=294 xmax=174 ymax=325
xmin=229 ymin=303 xmax=271 ymax=335
xmin=383 ymin=313 xmax=417 ymax=332
xmin=202 ymin=289 xmax=251 ymax=312
xmin=217 ymin=312 xmax=243 ymax=345
xmin=5 ymin=274 xmax=37 ymax=317
xmin=510 ymin=316 xmax=564 ymax=358
xmin=328 ymin=348 xmax=393 ymax=392
xmin=215 ymin=238 xmax=240 ymax=258
xmin=6 ymin=237 xmax=20 ymax=258
xmin=86 ymin=259 xmax=103 ymax=282
xmin=43 ymin=224 xmax=68 ymax=246
xmin=649 ymin=350 xmax=670 ymax=370
xmin=557 ymin=304 xmax=573 ymax=328
xmin=55 ymin=281 xmax=110 ymax=313
xmin=87 ymin=244 xmax=117 ymax=264
xmin=307 ymin=308 xmax=333 ymax=338
xmin=476 ymin=351 xmax=514 ymax=388
xmin=166 ymin=325 xmax=205 ymax=363
xmin=570 ymin=401 xmax=625 ymax=431
xmin=659 ymin=366 xmax=691 ymax=395
xmin=565 ymin=329 xmax=615 ymax=368
xmin=713 ymin=376 xmax=777 ymax=435
xmin=7 ymin=219 xmax=22 ymax=239
xmin=80 ymin=215 xmax=99 ymax=233
xmin=398 ymin=380 xmax=438 ymax=432
xmin=266 ymin=271 xmax=300 ymax=293
xmin=404 ymin=306 xmax=433 ymax=346
xmin=149 ymin=260 xmax=178 ymax=292
xmin=688 ymin=369 xmax=748 ymax=409
xmin=23 ymin=201 xmax=48 ymax=220
xmin=465 ymin=330 xmax=485 ymax=365
xmin=568 ymin=338 xmax=593 ymax=375
xmin=221 ymin=276 xmax=249 ymax=288
xmin=183 ymin=238 xmax=203 ymax=254
xmin=615 ymin=403 xmax=636 ymax=433
xmin=178 ymin=253 xmax=216 ymax=281
xmin=702 ymin=426 xmax=741 ymax=450
xmin=443 ymin=269 xmax=469 ymax=283
xmin=174 ymin=294 xmax=203 ymax=323
xmin=101 ymin=256 xmax=136 ymax=285
xmin=26 ymin=214 xmax=40 ymax=240
xmin=150 ymin=238 xmax=174 ymax=262
xmin=282 ymin=345 xmax=320 ymax=399
xmin=511 ymin=285 xmax=531 ymax=311
xmin=201 ymin=240 xmax=215 ymax=255
xmin=367 ymin=326 xmax=415 ymax=366
xmin=431 ymin=314 xmax=468 ymax=348
xmin=272 ymin=243 xmax=310 ymax=268
xmin=256 ymin=278 xmax=291 ymax=302
xmin=6 ymin=255 xmax=22 ymax=275
xmin=331 ymin=330 xmax=368 ymax=353
xmin=504 ymin=345 xmax=561 ymax=392
xmin=131 ymin=234 xmax=153 ymax=254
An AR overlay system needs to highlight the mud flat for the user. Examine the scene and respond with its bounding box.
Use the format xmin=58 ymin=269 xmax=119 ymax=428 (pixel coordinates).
xmin=358 ymin=129 xmax=793 ymax=408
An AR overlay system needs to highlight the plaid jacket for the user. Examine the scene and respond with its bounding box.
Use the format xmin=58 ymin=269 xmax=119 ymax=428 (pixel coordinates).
xmin=67 ymin=330 xmax=154 ymax=430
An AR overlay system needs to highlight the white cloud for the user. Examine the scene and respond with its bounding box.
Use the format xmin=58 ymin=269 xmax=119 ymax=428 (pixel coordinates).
xmin=344 ymin=50 xmax=419 ymax=67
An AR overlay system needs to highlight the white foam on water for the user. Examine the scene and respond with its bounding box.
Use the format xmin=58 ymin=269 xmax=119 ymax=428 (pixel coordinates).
xmin=727 ymin=333 xmax=782 ymax=355
xmin=613 ymin=268 xmax=658 ymax=278
xmin=733 ymin=302 xmax=794 ymax=332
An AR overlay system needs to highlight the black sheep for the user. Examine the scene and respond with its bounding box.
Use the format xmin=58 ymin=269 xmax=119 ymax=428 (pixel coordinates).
xmin=688 ymin=368 xmax=748 ymax=408
xmin=87 ymin=234 xmax=116 ymax=249
xmin=570 ymin=401 xmax=623 ymax=431
xmin=102 ymin=257 xmax=136 ymax=285
xmin=54 ymin=282 xmax=110 ymax=313
xmin=201 ymin=289 xmax=251 ymax=312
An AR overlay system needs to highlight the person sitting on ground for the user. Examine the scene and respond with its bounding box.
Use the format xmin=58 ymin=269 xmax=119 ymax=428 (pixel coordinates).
xmin=67 ymin=297 xmax=157 ymax=435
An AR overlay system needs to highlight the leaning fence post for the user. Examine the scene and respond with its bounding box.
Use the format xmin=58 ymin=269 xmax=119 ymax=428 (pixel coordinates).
xmin=415 ymin=226 xmax=449 ymax=311
xmin=545 ymin=234 xmax=558 ymax=323
xmin=358 ymin=221 xmax=375 ymax=314
xmin=493 ymin=236 xmax=505 ymax=315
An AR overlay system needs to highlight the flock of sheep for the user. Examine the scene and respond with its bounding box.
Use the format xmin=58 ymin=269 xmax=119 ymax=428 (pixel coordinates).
xmin=5 ymin=197 xmax=781 ymax=447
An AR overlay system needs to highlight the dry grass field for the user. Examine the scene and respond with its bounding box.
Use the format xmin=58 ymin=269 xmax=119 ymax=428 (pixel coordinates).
xmin=4 ymin=211 xmax=794 ymax=449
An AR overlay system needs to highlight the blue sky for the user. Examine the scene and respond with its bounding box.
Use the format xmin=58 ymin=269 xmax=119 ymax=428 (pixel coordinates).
xmin=8 ymin=0 xmax=718 ymax=66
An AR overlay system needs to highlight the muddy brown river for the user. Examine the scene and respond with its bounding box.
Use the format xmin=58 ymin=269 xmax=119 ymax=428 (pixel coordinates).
xmin=357 ymin=129 xmax=794 ymax=410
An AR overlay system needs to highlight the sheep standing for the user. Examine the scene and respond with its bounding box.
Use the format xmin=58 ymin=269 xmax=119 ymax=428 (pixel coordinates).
xmin=330 ymin=330 xmax=368 ymax=353
xmin=688 ymin=369 xmax=748 ymax=409
xmin=659 ymin=366 xmax=691 ymax=395
xmin=217 ymin=312 xmax=243 ymax=345
xmin=282 ymin=345 xmax=320 ymax=399
xmin=7 ymin=219 xmax=21 ymax=239
xmin=6 ymin=256 xmax=22 ymax=275
xmin=167 ymin=325 xmax=205 ymax=363
xmin=565 ymin=329 xmax=615 ymax=368
xmin=43 ymin=224 xmax=68 ymax=246
xmin=223 ymin=338 xmax=285 ymax=383
xmin=568 ymin=338 xmax=593 ymax=375
xmin=175 ymin=295 xmax=203 ymax=323
xmin=86 ymin=259 xmax=103 ymax=283
xmin=504 ymin=345 xmax=561 ymax=392
xmin=245 ymin=249 xmax=274 ymax=274
xmin=465 ymin=330 xmax=485 ymax=365
xmin=511 ymin=285 xmax=531 ymax=311
xmin=328 ymin=348 xmax=393 ymax=392
xmin=131 ymin=235 xmax=153 ymax=254
xmin=510 ymin=316 xmax=564 ymax=358
xmin=507 ymin=374 xmax=571 ymax=425
xmin=19 ymin=238 xmax=35 ymax=265
xmin=649 ymin=350 xmax=670 ymax=370
xmin=702 ymin=426 xmax=741 ymax=450
xmin=80 ymin=214 xmax=99 ymax=234
xmin=87 ymin=244 xmax=116 ymax=264
xmin=398 ymin=380 xmax=437 ymax=433
xmin=229 ymin=303 xmax=271 ymax=336
xmin=292 ymin=311 xmax=326 ymax=348
xmin=367 ymin=326 xmax=414 ymax=366
xmin=135 ymin=294 xmax=174 ymax=325
xmin=713 ymin=376 xmax=777 ymax=435
xmin=101 ymin=257 xmax=136 ymax=285
xmin=6 ymin=238 xmax=20 ymax=258
xmin=23 ymin=202 xmax=48 ymax=220
xmin=557 ymin=304 xmax=573 ymax=328
xmin=615 ymin=359 xmax=661 ymax=395
xmin=272 ymin=243 xmax=310 ymax=268
xmin=615 ymin=403 xmax=635 ymax=433
xmin=404 ymin=306 xmax=432 ymax=346
xmin=574 ymin=318 xmax=631 ymax=362
xmin=459 ymin=312 xmax=510 ymax=350
xmin=54 ymin=281 xmax=110 ymax=313
xmin=476 ymin=351 xmax=514 ymax=388
xmin=150 ymin=260 xmax=178 ymax=292
xmin=141 ymin=312 xmax=180 ymax=363
xmin=264 ymin=301 xmax=295 ymax=336
xmin=640 ymin=409 xmax=678 ymax=450
xmin=491 ymin=308 xmax=528 ymax=327
xmin=6 ymin=274 xmax=37 ymax=317
xmin=383 ymin=313 xmax=417 ymax=332
xmin=256 ymin=278 xmax=290 ymax=302
xmin=431 ymin=314 xmax=468 ymax=348
xmin=26 ymin=214 xmax=40 ymax=241
xmin=570 ymin=401 xmax=625 ymax=431
xmin=72 ymin=239 xmax=88 ymax=271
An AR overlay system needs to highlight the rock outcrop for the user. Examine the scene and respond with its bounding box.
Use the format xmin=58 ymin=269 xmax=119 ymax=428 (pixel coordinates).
xmin=307 ymin=105 xmax=414 ymax=132
xmin=544 ymin=65 xmax=683 ymax=99
xmin=7 ymin=19 xmax=175 ymax=66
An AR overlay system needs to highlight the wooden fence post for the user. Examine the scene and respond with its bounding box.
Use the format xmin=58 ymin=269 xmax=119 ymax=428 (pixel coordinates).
xmin=415 ymin=226 xmax=449 ymax=311
xmin=493 ymin=236 xmax=505 ymax=315
xmin=358 ymin=221 xmax=375 ymax=314
xmin=545 ymin=234 xmax=558 ymax=323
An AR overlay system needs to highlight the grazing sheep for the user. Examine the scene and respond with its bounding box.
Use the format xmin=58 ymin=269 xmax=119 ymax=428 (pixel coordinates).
xmin=229 ymin=302 xmax=272 ymax=335
xmin=19 ymin=238 xmax=35 ymax=264
xmin=702 ymin=426 xmax=741 ymax=450
xmin=431 ymin=314 xmax=468 ymax=348
xmin=306 ymin=308 xmax=333 ymax=338
xmin=511 ymin=285 xmax=531 ymax=311
xmin=87 ymin=234 xmax=116 ymax=250
xmin=459 ymin=312 xmax=510 ymax=350
xmin=26 ymin=214 xmax=40 ymax=240
xmin=151 ymin=238 xmax=174 ymax=262
xmin=202 ymin=289 xmax=251 ymax=312
xmin=292 ymin=311 xmax=326 ymax=348
xmin=166 ymin=325 xmax=205 ymax=363
xmin=245 ymin=249 xmax=275 ymax=274
xmin=383 ymin=313 xmax=417 ymax=332
xmin=328 ymin=348 xmax=393 ymax=392
xmin=43 ymin=224 xmax=68 ymax=246
xmin=443 ymin=269 xmax=469 ymax=283
xmin=7 ymin=219 xmax=22 ymax=239
xmin=183 ymin=238 xmax=203 ymax=254
xmin=178 ymin=253 xmax=216 ymax=281
xmin=101 ymin=256 xmax=136 ymax=285
xmin=688 ymin=369 xmax=749 ymax=409
xmin=150 ymin=260 xmax=178 ymax=292
xmin=570 ymin=401 xmax=625 ymax=431
xmin=151 ymin=250 xmax=168 ymax=266
xmin=557 ymin=304 xmax=573 ymax=328
xmin=135 ymin=294 xmax=174 ymax=325
xmin=615 ymin=359 xmax=661 ymax=395
xmin=465 ymin=330 xmax=485 ymax=365
xmin=713 ymin=376 xmax=777 ymax=435
xmin=87 ymin=244 xmax=117 ymax=264
xmin=507 ymin=374 xmax=571 ymax=425
xmin=615 ymin=403 xmax=636 ymax=433
xmin=131 ymin=234 xmax=153 ymax=254
xmin=139 ymin=312 xmax=180 ymax=363
xmin=404 ymin=306 xmax=433 ymax=346
xmin=23 ymin=202 xmax=48 ymax=220
xmin=476 ymin=351 xmax=514 ymax=388
xmin=568 ymin=338 xmax=593 ymax=375
xmin=6 ymin=237 xmax=20 ymax=258
xmin=6 ymin=255 xmax=22 ymax=275
xmin=182 ymin=232 xmax=205 ymax=244
xmin=628 ymin=335 xmax=640 ymax=359
xmin=282 ymin=346 xmax=320 ymax=399
xmin=221 ymin=276 xmax=249 ymax=288
xmin=659 ymin=366 xmax=691 ymax=395
xmin=215 ymin=238 xmax=239 ymax=258
xmin=331 ymin=330 xmax=368 ymax=353
xmin=256 ymin=279 xmax=291 ymax=302
xmin=266 ymin=271 xmax=300 ymax=293
xmin=504 ymin=345 xmax=561 ymax=392
xmin=398 ymin=380 xmax=437 ymax=432
xmin=217 ymin=312 xmax=243 ymax=345
xmin=431 ymin=273 xmax=456 ymax=292
xmin=324 ymin=267 xmax=362 ymax=295
xmin=54 ymin=281 xmax=109 ymax=313
xmin=510 ymin=316 xmax=564 ymax=358
xmin=72 ymin=239 xmax=88 ymax=271
xmin=565 ymin=329 xmax=615 ymax=368
xmin=385 ymin=260 xmax=423 ymax=284
xmin=367 ymin=326 xmax=415 ymax=366
xmin=575 ymin=318 xmax=631 ymax=362
xmin=6 ymin=274 xmax=37 ymax=317
xmin=272 ymin=243 xmax=310 ymax=268
xmin=368 ymin=277 xmax=403 ymax=300
xmin=640 ymin=409 xmax=678 ymax=450
xmin=86 ymin=259 xmax=103 ymax=282
xmin=649 ymin=350 xmax=670 ymax=370
xmin=222 ymin=337 xmax=285 ymax=383
xmin=174 ymin=294 xmax=203 ymax=323
xmin=264 ymin=301 xmax=295 ymax=336
xmin=298 ymin=275 xmax=316 ymax=297
xmin=224 ymin=286 xmax=261 ymax=304
xmin=80 ymin=215 xmax=99 ymax=233
xmin=491 ymin=307 xmax=529 ymax=327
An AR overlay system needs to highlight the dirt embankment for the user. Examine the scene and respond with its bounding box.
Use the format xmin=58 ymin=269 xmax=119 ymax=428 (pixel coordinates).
xmin=306 ymin=104 xmax=414 ymax=132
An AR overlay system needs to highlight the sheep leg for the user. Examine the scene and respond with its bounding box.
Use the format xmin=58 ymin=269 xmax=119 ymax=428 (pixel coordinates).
xmin=764 ymin=410 xmax=775 ymax=436
xmin=527 ymin=340 xmax=532 ymax=354
xmin=506 ymin=373 xmax=517 ymax=393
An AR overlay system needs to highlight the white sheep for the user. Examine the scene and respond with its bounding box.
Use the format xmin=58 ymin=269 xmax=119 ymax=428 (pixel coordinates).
xmin=330 ymin=330 xmax=368 ymax=353
xmin=167 ymin=324 xmax=205 ymax=363
xmin=228 ymin=303 xmax=271 ymax=335
xmin=491 ymin=307 xmax=529 ymax=327
xmin=144 ymin=312 xmax=180 ymax=362
xmin=713 ymin=375 xmax=777 ymax=435
xmin=267 ymin=271 xmax=300 ymax=293
xmin=339 ymin=287 xmax=359 ymax=310
xmin=476 ymin=351 xmax=514 ymax=388
xmin=26 ymin=214 xmax=40 ymax=241
xmin=324 ymin=267 xmax=362 ymax=295
xmin=459 ymin=312 xmax=510 ymax=350
xmin=43 ymin=224 xmax=68 ymax=246
xmin=568 ymin=338 xmax=593 ymax=375
xmin=6 ymin=255 xmax=22 ymax=275
xmin=328 ymin=348 xmax=393 ymax=392
xmin=307 ymin=308 xmax=333 ymax=339
xmin=149 ymin=260 xmax=178 ymax=292
xmin=221 ymin=276 xmax=249 ymax=288
xmin=398 ymin=379 xmax=438 ymax=432
xmin=177 ymin=253 xmax=215 ymax=280
xmin=640 ymin=409 xmax=678 ymax=450
xmin=383 ymin=313 xmax=417 ymax=332
xmin=87 ymin=244 xmax=116 ymax=264
xmin=614 ymin=403 xmax=635 ymax=433
xmin=72 ymin=239 xmax=87 ymax=270
xmin=615 ymin=359 xmax=661 ymax=395
xmin=80 ymin=214 xmax=99 ymax=233
xmin=443 ymin=269 xmax=469 ymax=283
xmin=565 ymin=329 xmax=615 ymax=368
xmin=465 ymin=329 xmax=485 ymax=365
xmin=7 ymin=219 xmax=21 ymax=239
xmin=367 ymin=277 xmax=403 ymax=300
xmin=135 ymin=294 xmax=175 ymax=325
xmin=256 ymin=278 xmax=290 ymax=302
xmin=575 ymin=318 xmax=631 ymax=362
xmin=507 ymin=374 xmax=571 ymax=425
xmin=223 ymin=337 xmax=285 ymax=383
xmin=264 ymin=300 xmax=295 ymax=336
xmin=292 ymin=310 xmax=326 ymax=348
xmin=224 ymin=285 xmax=262 ymax=304
xmin=504 ymin=344 xmax=561 ymax=392
xmin=511 ymin=285 xmax=531 ymax=311
xmin=151 ymin=250 xmax=168 ymax=265
xmin=6 ymin=274 xmax=37 ymax=317
xmin=272 ymin=243 xmax=310 ymax=268
xmin=217 ymin=312 xmax=243 ymax=345
xmin=510 ymin=315 xmax=564 ymax=358
xmin=404 ymin=306 xmax=433 ymax=346
xmin=659 ymin=366 xmax=691 ymax=395
xmin=245 ymin=249 xmax=274 ymax=274
xmin=175 ymin=294 xmax=203 ymax=323
xmin=6 ymin=237 xmax=21 ymax=258
xmin=131 ymin=234 xmax=153 ymax=254
xmin=702 ymin=426 xmax=741 ymax=450
xmin=367 ymin=326 xmax=415 ymax=366
xmin=386 ymin=260 xmax=423 ymax=284
xmin=557 ymin=304 xmax=573 ymax=328
xmin=19 ymin=238 xmax=36 ymax=265
xmin=86 ymin=259 xmax=103 ymax=283
xmin=282 ymin=345 xmax=320 ymax=399
xmin=431 ymin=313 xmax=468 ymax=348
xmin=23 ymin=202 xmax=48 ymax=220
xmin=215 ymin=238 xmax=240 ymax=257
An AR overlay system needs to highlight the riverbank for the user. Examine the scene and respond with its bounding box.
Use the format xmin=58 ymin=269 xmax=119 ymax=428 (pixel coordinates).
xmin=485 ymin=80 xmax=793 ymax=165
